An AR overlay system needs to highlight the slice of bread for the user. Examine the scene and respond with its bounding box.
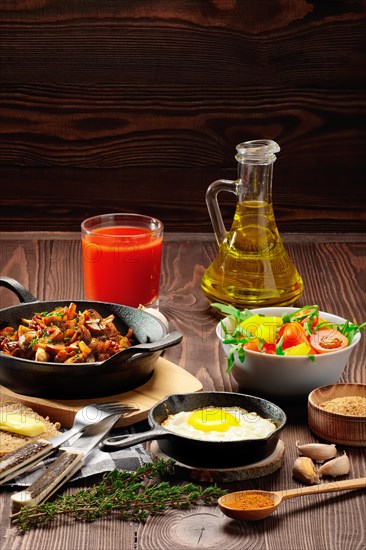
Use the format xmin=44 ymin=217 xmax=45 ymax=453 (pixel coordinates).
xmin=0 ymin=401 xmax=61 ymax=457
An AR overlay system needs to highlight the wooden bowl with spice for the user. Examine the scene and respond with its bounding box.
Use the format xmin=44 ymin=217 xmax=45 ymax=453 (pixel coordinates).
xmin=308 ymin=384 xmax=366 ymax=447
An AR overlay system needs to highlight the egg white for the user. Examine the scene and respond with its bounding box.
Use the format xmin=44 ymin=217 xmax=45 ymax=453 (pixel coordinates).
xmin=161 ymin=406 xmax=276 ymax=442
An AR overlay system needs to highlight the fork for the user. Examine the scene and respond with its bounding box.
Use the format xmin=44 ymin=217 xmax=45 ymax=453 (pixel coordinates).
xmin=60 ymin=402 xmax=138 ymax=443
xmin=0 ymin=402 xmax=138 ymax=485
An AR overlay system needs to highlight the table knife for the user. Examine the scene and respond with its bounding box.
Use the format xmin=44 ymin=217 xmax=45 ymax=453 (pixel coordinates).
xmin=11 ymin=414 xmax=120 ymax=508
xmin=1 ymin=424 xmax=87 ymax=485
xmin=0 ymin=409 xmax=98 ymax=485
xmin=0 ymin=401 xmax=135 ymax=485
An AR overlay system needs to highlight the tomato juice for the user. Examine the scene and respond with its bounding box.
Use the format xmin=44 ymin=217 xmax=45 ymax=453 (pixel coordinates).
xmin=82 ymin=224 xmax=163 ymax=307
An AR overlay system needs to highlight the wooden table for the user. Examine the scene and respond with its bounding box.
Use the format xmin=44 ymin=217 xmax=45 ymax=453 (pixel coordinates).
xmin=0 ymin=232 xmax=365 ymax=550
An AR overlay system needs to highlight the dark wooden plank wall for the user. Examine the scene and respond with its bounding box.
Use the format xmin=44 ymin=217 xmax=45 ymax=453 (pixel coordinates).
xmin=0 ymin=0 xmax=365 ymax=233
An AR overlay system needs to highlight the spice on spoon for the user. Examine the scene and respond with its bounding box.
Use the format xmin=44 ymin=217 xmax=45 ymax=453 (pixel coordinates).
xmin=219 ymin=477 xmax=366 ymax=522
xmin=224 ymin=492 xmax=275 ymax=510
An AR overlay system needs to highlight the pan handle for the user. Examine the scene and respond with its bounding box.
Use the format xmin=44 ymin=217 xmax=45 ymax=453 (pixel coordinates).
xmin=102 ymin=427 xmax=170 ymax=450
xmin=121 ymin=331 xmax=182 ymax=358
xmin=103 ymin=331 xmax=183 ymax=364
xmin=0 ymin=276 xmax=38 ymax=303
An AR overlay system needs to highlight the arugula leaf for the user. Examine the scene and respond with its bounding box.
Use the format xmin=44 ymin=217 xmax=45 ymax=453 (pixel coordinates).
xmin=282 ymin=313 xmax=291 ymax=323
xmin=338 ymin=320 xmax=366 ymax=345
xmin=313 ymin=321 xmax=331 ymax=331
xmin=237 ymin=345 xmax=246 ymax=364
xmin=211 ymin=303 xmax=240 ymax=316
xmin=226 ymin=344 xmax=242 ymax=373
xmin=220 ymin=319 xmax=229 ymax=337
xmin=223 ymin=338 xmax=244 ymax=345
xmin=303 ymin=310 xmax=318 ymax=336
xmin=211 ymin=303 xmax=253 ymax=324
xmin=275 ymin=335 xmax=285 ymax=356
xmin=288 ymin=305 xmax=319 ymax=323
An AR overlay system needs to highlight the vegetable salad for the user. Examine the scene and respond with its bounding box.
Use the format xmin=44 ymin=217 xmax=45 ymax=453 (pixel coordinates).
xmin=213 ymin=304 xmax=365 ymax=372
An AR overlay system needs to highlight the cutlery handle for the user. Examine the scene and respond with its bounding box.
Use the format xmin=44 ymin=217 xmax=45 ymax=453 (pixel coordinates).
xmin=0 ymin=439 xmax=55 ymax=485
xmin=278 ymin=477 xmax=366 ymax=501
xmin=11 ymin=449 xmax=84 ymax=507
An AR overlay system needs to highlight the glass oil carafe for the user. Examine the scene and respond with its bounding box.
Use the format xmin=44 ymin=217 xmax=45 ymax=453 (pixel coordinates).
xmin=201 ymin=139 xmax=304 ymax=308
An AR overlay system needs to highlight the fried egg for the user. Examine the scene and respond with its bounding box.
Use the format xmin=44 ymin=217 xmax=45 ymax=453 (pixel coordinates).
xmin=161 ymin=406 xmax=276 ymax=442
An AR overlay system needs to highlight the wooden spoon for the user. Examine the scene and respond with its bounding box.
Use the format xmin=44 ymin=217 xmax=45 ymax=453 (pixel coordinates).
xmin=218 ymin=477 xmax=366 ymax=521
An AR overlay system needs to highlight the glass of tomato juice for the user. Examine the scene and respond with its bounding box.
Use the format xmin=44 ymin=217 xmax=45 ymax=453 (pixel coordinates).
xmin=81 ymin=213 xmax=164 ymax=308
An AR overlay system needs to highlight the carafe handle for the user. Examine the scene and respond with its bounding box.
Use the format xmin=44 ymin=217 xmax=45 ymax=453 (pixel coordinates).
xmin=205 ymin=179 xmax=239 ymax=245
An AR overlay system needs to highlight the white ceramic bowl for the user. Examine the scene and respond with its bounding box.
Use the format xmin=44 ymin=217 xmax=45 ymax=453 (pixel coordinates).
xmin=216 ymin=307 xmax=362 ymax=397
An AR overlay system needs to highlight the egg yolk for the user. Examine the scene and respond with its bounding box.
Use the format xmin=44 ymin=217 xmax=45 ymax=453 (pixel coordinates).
xmin=187 ymin=408 xmax=239 ymax=432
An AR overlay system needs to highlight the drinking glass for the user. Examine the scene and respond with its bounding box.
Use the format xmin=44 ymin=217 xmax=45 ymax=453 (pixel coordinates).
xmin=81 ymin=213 xmax=163 ymax=308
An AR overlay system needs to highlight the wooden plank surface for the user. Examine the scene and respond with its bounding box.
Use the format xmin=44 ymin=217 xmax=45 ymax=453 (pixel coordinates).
xmin=0 ymin=1 xmax=365 ymax=232
xmin=0 ymin=232 xmax=365 ymax=550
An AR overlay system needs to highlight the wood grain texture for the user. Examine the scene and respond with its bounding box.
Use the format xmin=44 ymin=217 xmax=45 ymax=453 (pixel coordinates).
xmin=0 ymin=1 xmax=365 ymax=232
xmin=0 ymin=231 xmax=365 ymax=549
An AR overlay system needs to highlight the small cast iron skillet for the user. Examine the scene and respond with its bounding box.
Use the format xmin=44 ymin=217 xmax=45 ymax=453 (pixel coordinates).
xmin=0 ymin=276 xmax=182 ymax=398
xmin=103 ymin=391 xmax=287 ymax=468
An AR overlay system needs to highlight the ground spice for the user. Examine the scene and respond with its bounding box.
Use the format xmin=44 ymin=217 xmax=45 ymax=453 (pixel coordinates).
xmin=225 ymin=492 xmax=275 ymax=510
xmin=320 ymin=396 xmax=366 ymax=416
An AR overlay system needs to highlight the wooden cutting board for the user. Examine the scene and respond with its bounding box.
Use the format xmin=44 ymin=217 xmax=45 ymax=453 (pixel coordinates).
xmin=0 ymin=357 xmax=202 ymax=428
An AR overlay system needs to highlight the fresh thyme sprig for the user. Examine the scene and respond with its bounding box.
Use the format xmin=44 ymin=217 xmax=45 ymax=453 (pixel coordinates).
xmin=11 ymin=460 xmax=227 ymax=532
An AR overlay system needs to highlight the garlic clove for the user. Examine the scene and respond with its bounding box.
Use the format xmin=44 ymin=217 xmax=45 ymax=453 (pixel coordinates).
xmin=318 ymin=452 xmax=351 ymax=478
xmin=292 ymin=456 xmax=320 ymax=485
xmin=138 ymin=306 xmax=169 ymax=329
xmin=295 ymin=441 xmax=337 ymax=463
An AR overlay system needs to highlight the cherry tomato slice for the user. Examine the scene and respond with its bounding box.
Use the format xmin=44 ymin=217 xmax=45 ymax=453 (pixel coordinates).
xmin=243 ymin=338 xmax=260 ymax=352
xmin=309 ymin=329 xmax=349 ymax=354
xmin=262 ymin=343 xmax=276 ymax=354
xmin=278 ymin=322 xmax=308 ymax=350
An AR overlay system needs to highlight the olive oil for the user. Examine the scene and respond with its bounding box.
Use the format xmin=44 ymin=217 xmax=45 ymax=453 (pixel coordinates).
xmin=201 ymin=200 xmax=303 ymax=308
xmin=201 ymin=140 xmax=303 ymax=308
